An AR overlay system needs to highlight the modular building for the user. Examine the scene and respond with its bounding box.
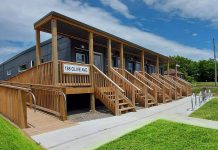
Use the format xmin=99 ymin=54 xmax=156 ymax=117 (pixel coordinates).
xmin=0 ymin=12 xmax=192 ymax=128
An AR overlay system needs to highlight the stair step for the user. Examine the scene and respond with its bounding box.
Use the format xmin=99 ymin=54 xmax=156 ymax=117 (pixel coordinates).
xmin=165 ymin=99 xmax=172 ymax=102
xmin=120 ymin=107 xmax=134 ymax=112
xmin=148 ymin=102 xmax=156 ymax=105
xmin=119 ymin=102 xmax=128 ymax=106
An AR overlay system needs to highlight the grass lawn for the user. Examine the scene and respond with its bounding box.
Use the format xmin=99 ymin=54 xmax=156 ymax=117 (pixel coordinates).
xmin=96 ymin=120 xmax=218 ymax=150
xmin=192 ymin=82 xmax=218 ymax=96
xmin=0 ymin=115 xmax=42 ymax=150
xmin=189 ymin=98 xmax=218 ymax=121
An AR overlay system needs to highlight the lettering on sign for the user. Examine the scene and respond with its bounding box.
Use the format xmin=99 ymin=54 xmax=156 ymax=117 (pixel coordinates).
xmin=63 ymin=64 xmax=89 ymax=75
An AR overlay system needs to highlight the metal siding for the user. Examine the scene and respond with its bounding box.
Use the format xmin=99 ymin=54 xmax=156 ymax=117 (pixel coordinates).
xmin=0 ymin=37 xmax=71 ymax=80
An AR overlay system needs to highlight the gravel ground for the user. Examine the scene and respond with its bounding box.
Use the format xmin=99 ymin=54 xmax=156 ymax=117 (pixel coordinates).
xmin=67 ymin=107 xmax=113 ymax=122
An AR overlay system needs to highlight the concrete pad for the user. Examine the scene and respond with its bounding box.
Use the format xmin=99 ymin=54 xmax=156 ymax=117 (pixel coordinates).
xmin=32 ymin=96 xmax=218 ymax=150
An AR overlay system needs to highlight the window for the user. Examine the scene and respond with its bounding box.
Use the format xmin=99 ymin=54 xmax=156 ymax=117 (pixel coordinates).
xmin=76 ymin=53 xmax=86 ymax=63
xmin=18 ymin=64 xmax=27 ymax=72
xmin=41 ymin=59 xmax=44 ymax=63
xmin=135 ymin=62 xmax=141 ymax=71
xmin=7 ymin=70 xmax=11 ymax=76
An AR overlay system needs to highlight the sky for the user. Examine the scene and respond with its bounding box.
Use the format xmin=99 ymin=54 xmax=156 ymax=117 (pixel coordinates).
xmin=0 ymin=0 xmax=218 ymax=63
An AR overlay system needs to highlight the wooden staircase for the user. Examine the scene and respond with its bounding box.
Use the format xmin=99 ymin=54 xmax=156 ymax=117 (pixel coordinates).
xmin=167 ymin=75 xmax=192 ymax=96
xmin=163 ymin=75 xmax=183 ymax=99
xmin=114 ymin=68 xmax=157 ymax=107
xmin=152 ymin=74 xmax=182 ymax=100
xmin=92 ymin=65 xmax=135 ymax=115
xmin=136 ymin=71 xmax=172 ymax=103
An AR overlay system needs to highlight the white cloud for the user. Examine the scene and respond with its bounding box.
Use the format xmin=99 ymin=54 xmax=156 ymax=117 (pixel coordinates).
xmin=0 ymin=0 xmax=213 ymax=63
xmin=143 ymin=0 xmax=218 ymax=27
xmin=192 ymin=33 xmax=198 ymax=37
xmin=100 ymin=0 xmax=135 ymax=19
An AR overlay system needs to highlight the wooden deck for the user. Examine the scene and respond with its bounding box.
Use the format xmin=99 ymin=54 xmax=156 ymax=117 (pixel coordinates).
xmin=23 ymin=108 xmax=76 ymax=136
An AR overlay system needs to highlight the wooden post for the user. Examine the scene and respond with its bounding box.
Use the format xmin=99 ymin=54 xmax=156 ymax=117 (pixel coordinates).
xmin=108 ymin=39 xmax=112 ymax=71
xmin=36 ymin=30 xmax=41 ymax=66
xmin=89 ymin=32 xmax=94 ymax=65
xmin=51 ymin=19 xmax=59 ymax=85
xmin=89 ymin=32 xmax=95 ymax=112
xmin=120 ymin=43 xmax=124 ymax=75
xmin=156 ymin=56 xmax=159 ymax=75
xmin=175 ymin=64 xmax=178 ymax=78
xmin=167 ymin=59 xmax=170 ymax=76
xmin=18 ymin=90 xmax=27 ymax=128
xmin=141 ymin=50 xmax=145 ymax=75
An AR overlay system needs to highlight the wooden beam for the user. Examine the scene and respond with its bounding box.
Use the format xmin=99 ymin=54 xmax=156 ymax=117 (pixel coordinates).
xmin=156 ymin=56 xmax=159 ymax=75
xmin=35 ymin=30 xmax=41 ymax=66
xmin=51 ymin=19 xmax=59 ymax=85
xmin=108 ymin=39 xmax=112 ymax=71
xmin=120 ymin=43 xmax=124 ymax=75
xmin=141 ymin=50 xmax=145 ymax=75
xmin=167 ymin=59 xmax=170 ymax=75
xmin=89 ymin=32 xmax=94 ymax=65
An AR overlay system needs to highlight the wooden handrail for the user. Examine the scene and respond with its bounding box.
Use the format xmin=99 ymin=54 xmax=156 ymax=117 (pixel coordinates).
xmin=173 ymin=76 xmax=192 ymax=86
xmin=139 ymin=71 xmax=170 ymax=90
xmin=92 ymin=65 xmax=134 ymax=115
xmin=123 ymin=69 xmax=153 ymax=91
xmin=92 ymin=65 xmax=124 ymax=93
xmin=163 ymin=76 xmax=183 ymax=88
xmin=0 ymin=83 xmax=31 ymax=91
xmin=152 ymin=74 xmax=175 ymax=90
xmin=110 ymin=68 xmax=140 ymax=91
xmin=0 ymin=81 xmax=67 ymax=120
xmin=134 ymin=71 xmax=161 ymax=90
xmin=0 ymin=84 xmax=35 ymax=128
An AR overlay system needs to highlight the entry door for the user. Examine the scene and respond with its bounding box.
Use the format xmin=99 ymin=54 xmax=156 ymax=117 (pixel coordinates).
xmin=94 ymin=53 xmax=103 ymax=71
xmin=127 ymin=61 xmax=134 ymax=73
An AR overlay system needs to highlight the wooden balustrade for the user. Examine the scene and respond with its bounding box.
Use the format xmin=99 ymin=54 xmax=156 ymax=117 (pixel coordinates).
xmin=114 ymin=68 xmax=157 ymax=106
xmin=109 ymin=68 xmax=140 ymax=105
xmin=152 ymin=74 xmax=174 ymax=100
xmin=162 ymin=75 xmax=183 ymax=99
xmin=9 ymin=61 xmax=92 ymax=87
xmin=137 ymin=71 xmax=171 ymax=102
xmin=9 ymin=61 xmax=53 ymax=85
xmin=92 ymin=65 xmax=134 ymax=115
xmin=58 ymin=61 xmax=92 ymax=87
xmin=168 ymin=75 xmax=192 ymax=96
xmin=134 ymin=71 xmax=160 ymax=103
xmin=0 ymin=84 xmax=30 ymax=128
xmin=0 ymin=81 xmax=67 ymax=120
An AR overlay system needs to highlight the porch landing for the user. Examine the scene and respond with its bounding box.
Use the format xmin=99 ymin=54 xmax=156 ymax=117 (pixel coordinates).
xmin=23 ymin=108 xmax=76 ymax=136
xmin=64 ymin=87 xmax=94 ymax=94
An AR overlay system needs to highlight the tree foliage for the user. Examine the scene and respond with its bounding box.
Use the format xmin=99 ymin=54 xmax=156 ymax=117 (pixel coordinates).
xmin=169 ymin=56 xmax=216 ymax=82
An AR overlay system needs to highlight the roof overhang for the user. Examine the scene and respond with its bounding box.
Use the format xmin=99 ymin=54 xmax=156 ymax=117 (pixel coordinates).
xmin=34 ymin=11 xmax=176 ymax=64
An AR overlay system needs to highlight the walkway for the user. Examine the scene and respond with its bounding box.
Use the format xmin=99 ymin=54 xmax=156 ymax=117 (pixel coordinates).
xmin=23 ymin=108 xmax=75 ymax=136
xmin=32 ymin=97 xmax=218 ymax=150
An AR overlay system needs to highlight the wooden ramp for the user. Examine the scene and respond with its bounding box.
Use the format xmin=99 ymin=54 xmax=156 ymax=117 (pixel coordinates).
xmin=23 ymin=108 xmax=75 ymax=136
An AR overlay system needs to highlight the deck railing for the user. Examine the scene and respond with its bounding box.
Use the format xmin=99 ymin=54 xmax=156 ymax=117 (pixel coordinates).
xmin=114 ymin=68 xmax=156 ymax=105
xmin=152 ymin=74 xmax=174 ymax=99
xmin=134 ymin=71 xmax=160 ymax=103
xmin=168 ymin=75 xmax=192 ymax=96
xmin=58 ymin=61 xmax=92 ymax=87
xmin=109 ymin=68 xmax=140 ymax=105
xmin=138 ymin=71 xmax=171 ymax=102
xmin=0 ymin=84 xmax=33 ymax=128
xmin=162 ymin=75 xmax=183 ymax=99
xmin=92 ymin=65 xmax=133 ymax=115
xmin=0 ymin=81 xmax=67 ymax=120
xmin=8 ymin=61 xmax=92 ymax=87
xmin=9 ymin=61 xmax=53 ymax=85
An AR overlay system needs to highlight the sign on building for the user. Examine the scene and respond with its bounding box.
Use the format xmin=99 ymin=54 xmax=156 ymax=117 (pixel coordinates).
xmin=63 ymin=64 xmax=90 ymax=75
